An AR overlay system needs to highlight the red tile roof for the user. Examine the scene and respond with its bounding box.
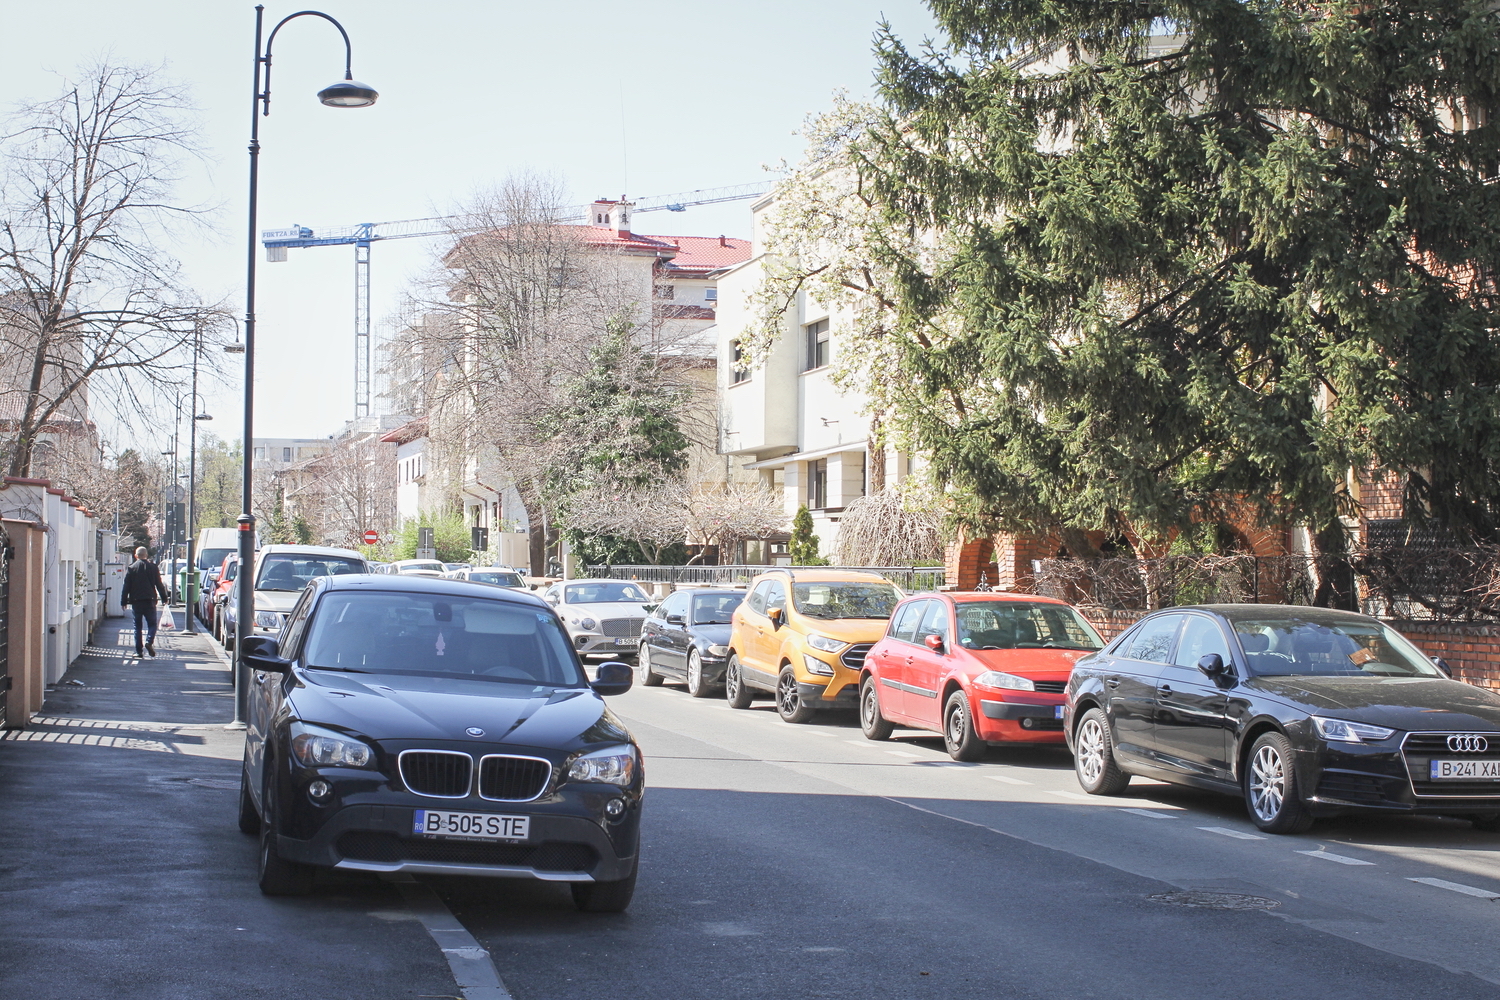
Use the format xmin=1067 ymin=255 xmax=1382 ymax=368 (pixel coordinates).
xmin=572 ymin=227 xmax=751 ymax=274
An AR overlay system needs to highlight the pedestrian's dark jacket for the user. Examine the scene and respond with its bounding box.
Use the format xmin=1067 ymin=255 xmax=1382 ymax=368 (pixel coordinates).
xmin=123 ymin=559 xmax=169 ymax=606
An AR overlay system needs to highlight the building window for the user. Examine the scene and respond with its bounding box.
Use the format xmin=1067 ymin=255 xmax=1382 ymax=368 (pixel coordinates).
xmin=804 ymin=319 xmax=829 ymax=371
xmin=654 ymin=283 xmax=675 ymax=300
xmin=705 ymin=287 xmax=718 ymax=302
xmin=282 ymin=447 xmax=292 ymax=462
xmin=254 ymin=447 xmax=265 ymax=461
xmin=808 ymin=458 xmax=828 ymax=510
xmin=730 ymin=340 xmax=750 ymax=384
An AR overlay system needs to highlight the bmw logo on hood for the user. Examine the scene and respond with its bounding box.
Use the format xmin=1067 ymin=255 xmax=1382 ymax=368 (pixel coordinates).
xmin=465 ymin=727 xmax=485 ymax=738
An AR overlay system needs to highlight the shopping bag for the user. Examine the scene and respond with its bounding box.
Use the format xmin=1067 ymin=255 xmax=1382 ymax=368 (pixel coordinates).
xmin=159 ymin=606 xmax=176 ymax=630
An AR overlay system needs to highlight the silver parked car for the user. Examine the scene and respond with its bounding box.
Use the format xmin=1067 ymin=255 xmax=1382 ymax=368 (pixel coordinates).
xmin=541 ymin=579 xmax=655 ymax=660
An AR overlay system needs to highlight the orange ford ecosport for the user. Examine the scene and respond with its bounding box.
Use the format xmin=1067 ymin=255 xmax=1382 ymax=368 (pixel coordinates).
xmin=724 ymin=569 xmax=902 ymax=723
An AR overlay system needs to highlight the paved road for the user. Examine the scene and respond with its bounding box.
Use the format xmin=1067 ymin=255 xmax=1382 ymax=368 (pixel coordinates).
xmin=8 ymin=624 xmax=1500 ymax=999
xmin=440 ymin=681 xmax=1500 ymax=1000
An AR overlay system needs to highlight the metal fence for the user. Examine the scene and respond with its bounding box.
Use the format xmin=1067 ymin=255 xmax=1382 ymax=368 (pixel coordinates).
xmin=585 ymin=564 xmax=947 ymax=592
xmin=1030 ymin=549 xmax=1500 ymax=623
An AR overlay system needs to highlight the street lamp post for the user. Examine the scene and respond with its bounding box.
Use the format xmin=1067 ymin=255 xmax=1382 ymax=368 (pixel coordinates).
xmin=230 ymin=5 xmax=377 ymax=731
xmin=187 ymin=320 xmax=212 ymax=635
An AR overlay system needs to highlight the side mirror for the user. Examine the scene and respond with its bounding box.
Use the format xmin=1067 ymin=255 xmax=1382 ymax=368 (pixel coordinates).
xmin=665 ymin=613 xmax=686 ymax=626
xmin=241 ymin=635 xmax=291 ymax=674
xmin=543 ymin=593 xmax=559 ymax=604
xmin=925 ymin=633 xmax=945 ymax=653
xmin=1197 ymin=653 xmax=1229 ymax=679
xmin=1432 ymin=656 xmax=1454 ymax=678
xmin=767 ymin=607 xmax=783 ymax=629
xmin=592 ymin=661 xmax=634 ymax=696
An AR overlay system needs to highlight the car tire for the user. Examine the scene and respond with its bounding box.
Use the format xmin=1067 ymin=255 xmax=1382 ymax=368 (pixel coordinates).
xmin=725 ymin=654 xmax=754 ymax=709
xmin=1244 ymin=731 xmax=1315 ymax=834
xmin=776 ymin=666 xmax=817 ymax=724
xmin=636 ymin=644 xmax=665 ymax=687
xmin=257 ymin=764 xmax=314 ymax=896
xmin=571 ymin=857 xmax=638 ymax=913
xmin=237 ymin=763 xmax=260 ymax=835
xmin=1073 ymin=707 xmax=1132 ymax=795
xmin=860 ymin=675 xmax=894 ymax=741
xmin=943 ymin=691 xmax=987 ymax=762
xmin=685 ymin=650 xmax=713 ymax=698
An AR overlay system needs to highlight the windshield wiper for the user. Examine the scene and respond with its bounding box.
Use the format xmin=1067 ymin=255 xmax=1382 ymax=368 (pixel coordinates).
xmin=307 ymin=665 xmax=374 ymax=673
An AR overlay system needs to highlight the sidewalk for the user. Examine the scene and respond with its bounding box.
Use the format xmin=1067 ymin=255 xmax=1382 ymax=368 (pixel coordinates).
xmin=0 ymin=614 xmax=453 ymax=1000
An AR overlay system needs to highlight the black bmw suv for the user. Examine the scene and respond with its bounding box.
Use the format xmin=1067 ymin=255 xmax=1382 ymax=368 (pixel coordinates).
xmin=1065 ymin=604 xmax=1500 ymax=833
xmin=237 ymin=574 xmax=642 ymax=911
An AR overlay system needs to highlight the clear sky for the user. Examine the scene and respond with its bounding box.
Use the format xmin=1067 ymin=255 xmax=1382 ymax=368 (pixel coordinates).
xmin=0 ymin=0 xmax=938 ymax=456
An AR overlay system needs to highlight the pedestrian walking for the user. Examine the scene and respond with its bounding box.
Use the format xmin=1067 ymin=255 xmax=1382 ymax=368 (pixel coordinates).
xmin=123 ymin=546 xmax=170 ymax=657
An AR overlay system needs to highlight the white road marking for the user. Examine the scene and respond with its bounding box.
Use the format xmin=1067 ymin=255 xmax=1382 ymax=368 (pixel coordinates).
xmin=388 ymin=877 xmax=513 ymax=1000
xmin=985 ymin=774 xmax=1032 ymax=785
xmin=1198 ymin=826 xmax=1265 ymax=840
xmin=1046 ymin=789 xmax=1094 ymax=801
xmin=1296 ymin=849 xmax=1375 ymax=866
xmin=886 ymin=750 xmax=921 ymax=758
xmin=1408 ymin=877 xmax=1500 ymax=900
xmin=844 ymin=740 xmax=875 ymax=747
xmin=1122 ymin=808 xmax=1176 ymax=820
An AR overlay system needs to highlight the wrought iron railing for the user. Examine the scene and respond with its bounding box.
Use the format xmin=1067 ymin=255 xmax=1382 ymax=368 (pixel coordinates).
xmin=585 ymin=564 xmax=947 ymax=592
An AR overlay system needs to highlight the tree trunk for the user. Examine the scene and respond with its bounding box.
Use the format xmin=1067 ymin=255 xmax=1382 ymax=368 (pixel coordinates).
xmin=866 ymin=413 xmax=886 ymax=493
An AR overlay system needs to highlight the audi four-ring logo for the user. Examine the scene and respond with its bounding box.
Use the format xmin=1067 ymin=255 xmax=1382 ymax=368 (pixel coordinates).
xmin=1448 ymin=734 xmax=1490 ymax=753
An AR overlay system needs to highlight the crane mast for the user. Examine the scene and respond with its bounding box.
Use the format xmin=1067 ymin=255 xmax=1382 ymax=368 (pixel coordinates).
xmin=261 ymin=182 xmax=772 ymax=418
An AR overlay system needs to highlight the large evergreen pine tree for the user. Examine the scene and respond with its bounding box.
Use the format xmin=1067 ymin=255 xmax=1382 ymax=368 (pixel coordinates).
xmin=837 ymin=0 xmax=1500 ymax=542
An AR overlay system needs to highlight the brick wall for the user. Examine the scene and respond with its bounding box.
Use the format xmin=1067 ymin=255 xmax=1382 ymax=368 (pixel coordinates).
xmin=1079 ymin=609 xmax=1500 ymax=691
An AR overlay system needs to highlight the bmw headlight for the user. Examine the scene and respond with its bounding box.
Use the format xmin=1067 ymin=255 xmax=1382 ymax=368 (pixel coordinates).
xmin=1313 ymin=717 xmax=1396 ymax=744
xmin=806 ymin=633 xmax=847 ymax=653
xmin=974 ymin=670 xmax=1035 ymax=692
xmin=290 ymin=722 xmax=374 ymax=768
xmin=803 ymin=653 xmax=835 ymax=677
xmin=254 ymin=610 xmax=282 ymax=629
xmin=579 ymin=617 xmax=598 ymax=632
xmin=707 ymin=644 xmax=729 ymax=656
xmin=568 ymin=744 xmax=638 ymax=786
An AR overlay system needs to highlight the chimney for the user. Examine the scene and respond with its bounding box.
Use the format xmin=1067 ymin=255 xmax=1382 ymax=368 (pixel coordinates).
xmin=590 ymin=199 xmax=631 ymax=235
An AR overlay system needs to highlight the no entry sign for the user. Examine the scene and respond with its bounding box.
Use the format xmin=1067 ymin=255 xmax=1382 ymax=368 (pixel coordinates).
xmin=362 ymin=530 xmax=379 ymax=545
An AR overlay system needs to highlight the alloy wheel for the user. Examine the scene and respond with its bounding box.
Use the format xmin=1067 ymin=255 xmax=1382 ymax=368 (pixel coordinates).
xmin=861 ymin=686 xmax=878 ymax=729
xmin=687 ymin=651 xmax=705 ymax=697
xmin=1076 ymin=717 xmax=1106 ymax=786
xmin=777 ymin=673 xmax=799 ymax=717
xmin=1249 ymin=744 xmax=1286 ymax=822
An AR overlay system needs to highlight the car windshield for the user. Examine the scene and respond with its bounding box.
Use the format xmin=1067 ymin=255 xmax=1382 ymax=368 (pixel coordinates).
xmin=955 ymin=601 xmax=1103 ymax=651
xmin=566 ymin=582 xmax=649 ymax=604
xmin=692 ymin=592 xmax=744 ymax=625
xmin=197 ymin=547 xmax=235 ymax=571
xmin=257 ymin=554 xmax=366 ymax=592
xmin=304 ymin=592 xmax=585 ymax=686
xmin=470 ymin=571 xmax=524 ymax=588
xmin=791 ymin=582 xmax=900 ymax=620
xmin=1232 ymin=615 xmax=1443 ymax=677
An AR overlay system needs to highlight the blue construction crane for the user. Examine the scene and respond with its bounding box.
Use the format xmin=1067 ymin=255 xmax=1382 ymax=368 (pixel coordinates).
xmin=261 ymin=182 xmax=772 ymax=418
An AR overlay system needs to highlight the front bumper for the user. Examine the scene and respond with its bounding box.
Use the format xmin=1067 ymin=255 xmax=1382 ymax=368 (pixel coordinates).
xmin=1301 ymin=737 xmax=1500 ymax=818
xmin=571 ymin=632 xmax=639 ymax=657
xmin=796 ymin=680 xmax=859 ymax=710
xmin=977 ymin=693 xmax=1066 ymax=742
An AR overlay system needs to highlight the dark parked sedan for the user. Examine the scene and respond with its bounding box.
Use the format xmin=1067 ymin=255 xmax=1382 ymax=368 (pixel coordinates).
xmin=1064 ymin=604 xmax=1500 ymax=833
xmin=237 ymin=574 xmax=641 ymax=911
xmin=637 ymin=588 xmax=745 ymax=697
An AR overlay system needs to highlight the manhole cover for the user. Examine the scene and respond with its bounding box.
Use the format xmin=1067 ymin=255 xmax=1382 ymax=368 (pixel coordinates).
xmin=1148 ymin=891 xmax=1280 ymax=911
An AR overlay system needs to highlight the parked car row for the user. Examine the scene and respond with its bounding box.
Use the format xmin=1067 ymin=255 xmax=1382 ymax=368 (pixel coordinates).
xmin=632 ymin=567 xmax=1500 ymax=836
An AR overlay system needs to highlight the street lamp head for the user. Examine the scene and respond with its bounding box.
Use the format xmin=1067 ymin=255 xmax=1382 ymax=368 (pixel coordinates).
xmin=317 ymin=77 xmax=379 ymax=108
xmin=224 ymin=341 xmax=246 ymax=354
xmin=195 ymin=413 xmax=214 ymax=421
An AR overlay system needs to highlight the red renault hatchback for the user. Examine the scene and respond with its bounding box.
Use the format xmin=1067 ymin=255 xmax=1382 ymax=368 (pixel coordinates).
xmin=860 ymin=592 xmax=1105 ymax=760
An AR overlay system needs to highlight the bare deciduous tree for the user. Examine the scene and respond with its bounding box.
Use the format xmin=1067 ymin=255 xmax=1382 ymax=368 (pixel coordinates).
xmin=567 ymin=478 xmax=785 ymax=566
xmin=0 ymin=63 xmax=223 ymax=478
xmin=833 ymin=484 xmax=946 ymax=567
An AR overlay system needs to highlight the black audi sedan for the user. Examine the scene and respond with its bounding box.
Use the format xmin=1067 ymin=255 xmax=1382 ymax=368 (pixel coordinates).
xmin=236 ymin=574 xmax=642 ymax=911
xmin=637 ymin=588 xmax=745 ymax=697
xmin=1064 ymin=604 xmax=1500 ymax=833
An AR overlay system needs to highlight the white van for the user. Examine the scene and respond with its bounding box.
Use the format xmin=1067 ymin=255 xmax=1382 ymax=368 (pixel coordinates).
xmin=194 ymin=527 xmax=251 ymax=578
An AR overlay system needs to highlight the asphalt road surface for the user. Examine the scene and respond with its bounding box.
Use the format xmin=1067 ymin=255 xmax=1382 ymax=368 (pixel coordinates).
xmin=431 ymin=682 xmax=1500 ymax=1000
xmin=7 ymin=625 xmax=1500 ymax=1000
